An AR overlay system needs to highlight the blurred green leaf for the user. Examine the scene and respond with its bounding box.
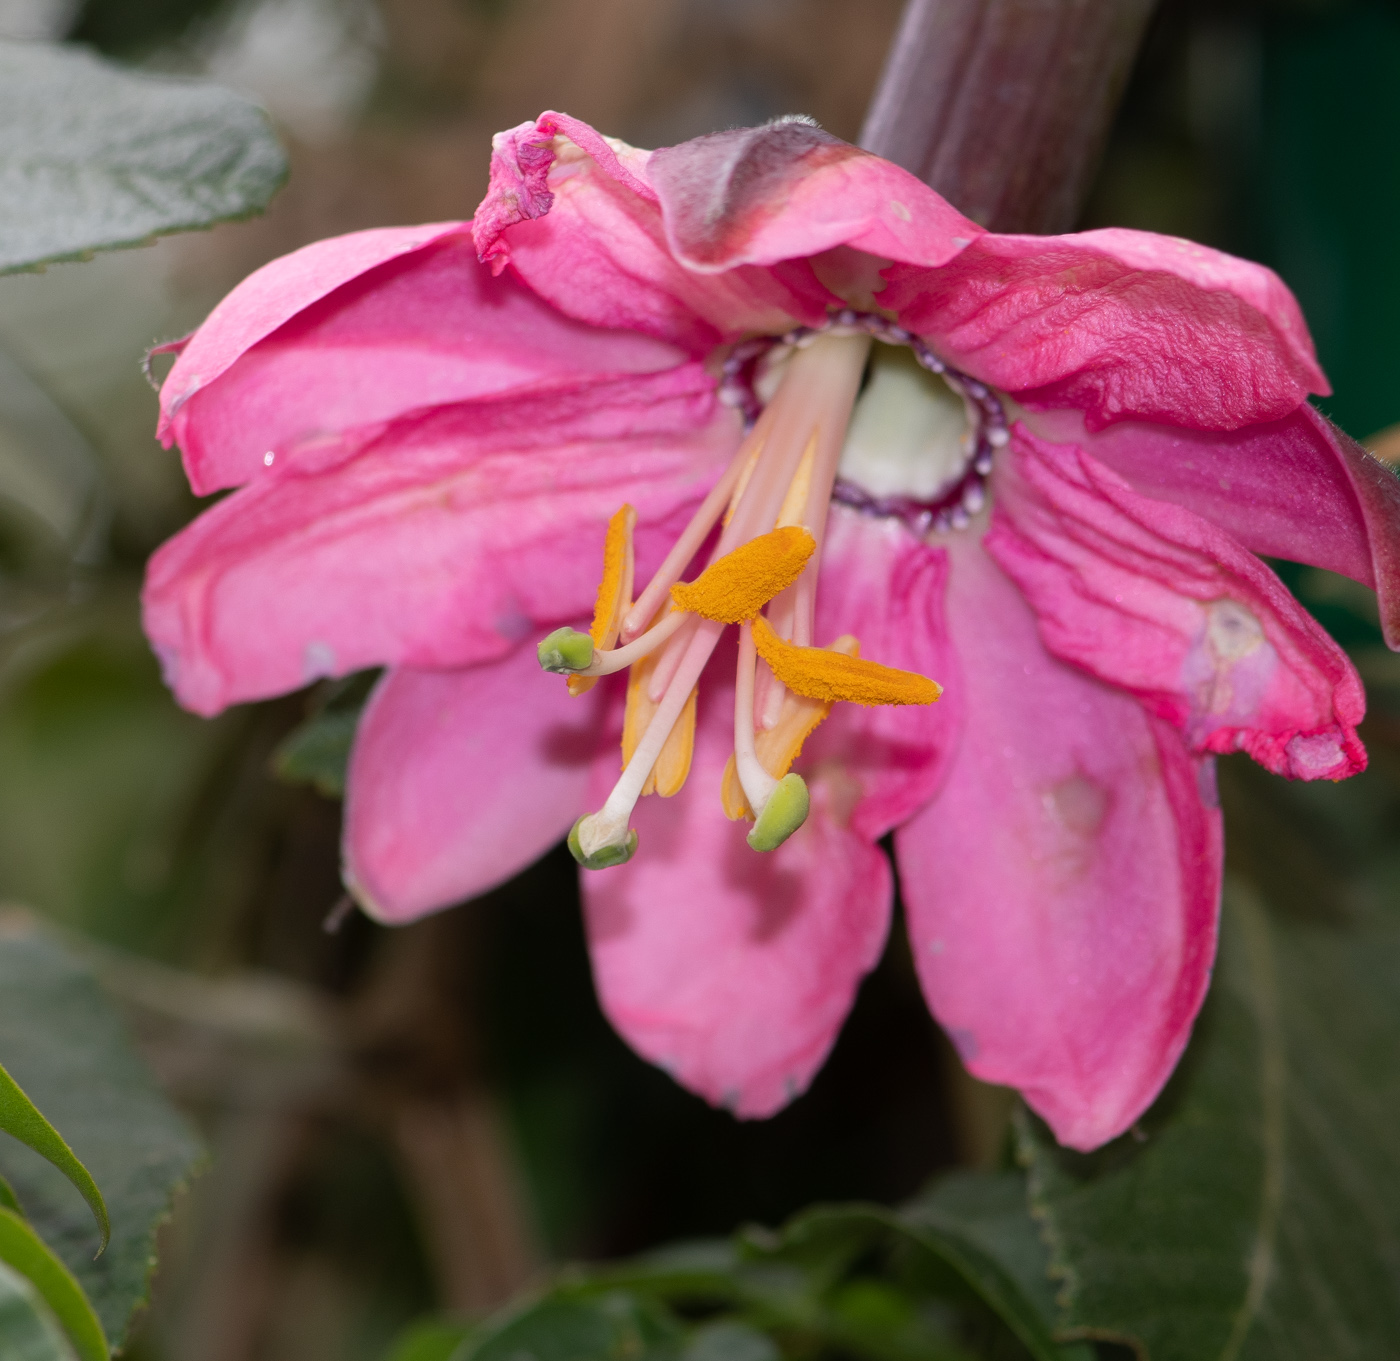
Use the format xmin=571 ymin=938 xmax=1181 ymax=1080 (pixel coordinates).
xmin=0 ymin=1060 xmax=109 ymax=1252
xmin=0 ymin=1258 xmax=80 ymax=1361
xmin=0 ymin=40 xmax=286 ymax=276
xmin=680 ymin=1320 xmax=778 ymax=1361
xmin=461 ymin=1293 xmax=683 ymax=1361
xmin=272 ymin=707 xmax=358 ymax=798
xmin=436 ymin=1179 xmax=1089 ymax=1361
xmin=382 ymin=1316 xmax=475 ymax=1361
xmin=271 ymin=672 xmax=378 ymax=800
xmin=777 ymin=1201 xmax=1078 ymax=1361
xmin=0 ymin=919 xmax=201 ymax=1348
xmin=1019 ymin=877 xmax=1400 ymax=1359
xmin=0 ymin=1209 xmax=106 ymax=1361
xmin=903 ymin=1175 xmax=1091 ymax=1361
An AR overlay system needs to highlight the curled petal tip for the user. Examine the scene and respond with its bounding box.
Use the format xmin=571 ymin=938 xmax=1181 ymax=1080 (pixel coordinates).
xmin=538 ymin=627 xmax=594 ymax=675
xmin=568 ymin=814 xmax=638 ymax=870
xmin=747 ymin=773 xmax=810 ymax=852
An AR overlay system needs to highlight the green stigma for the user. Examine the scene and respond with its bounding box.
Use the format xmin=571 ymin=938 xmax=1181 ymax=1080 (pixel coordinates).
xmin=747 ymin=773 xmax=810 ymax=852
xmin=568 ymin=815 xmax=638 ymax=870
xmin=538 ymin=626 xmax=595 ymax=674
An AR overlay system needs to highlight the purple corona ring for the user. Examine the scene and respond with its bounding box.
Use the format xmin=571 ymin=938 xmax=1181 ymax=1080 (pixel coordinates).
xmin=143 ymin=113 xmax=1400 ymax=1151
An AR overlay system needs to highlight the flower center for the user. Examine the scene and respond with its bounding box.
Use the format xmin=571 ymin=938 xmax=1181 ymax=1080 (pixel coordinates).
xmin=538 ymin=324 xmax=948 ymax=869
xmin=723 ymin=310 xmax=1008 ymax=536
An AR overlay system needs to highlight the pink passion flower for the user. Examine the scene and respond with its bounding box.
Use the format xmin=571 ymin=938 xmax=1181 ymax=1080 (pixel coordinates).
xmin=143 ymin=112 xmax=1400 ymax=1151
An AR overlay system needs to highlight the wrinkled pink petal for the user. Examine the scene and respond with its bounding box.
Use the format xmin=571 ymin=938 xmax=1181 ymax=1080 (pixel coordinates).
xmin=344 ymin=648 xmax=603 ymax=921
xmin=474 ymin=113 xmax=656 ymax=269
xmin=474 ymin=113 xmax=856 ymax=349
xmin=165 ymin=231 xmax=685 ymax=496
xmin=987 ymin=429 xmax=1366 ymax=780
xmin=897 ymin=536 xmax=1222 ymax=1151
xmin=143 ymin=368 xmax=737 ymax=714
xmin=884 ymin=229 xmax=1326 ymax=432
xmin=805 ymin=506 xmax=958 ymax=840
xmin=582 ymin=649 xmax=892 ymax=1118
xmin=1054 ymin=403 xmax=1400 ymax=650
xmin=160 ymin=223 xmax=464 ymax=444
xmin=646 ymin=118 xmax=981 ymax=272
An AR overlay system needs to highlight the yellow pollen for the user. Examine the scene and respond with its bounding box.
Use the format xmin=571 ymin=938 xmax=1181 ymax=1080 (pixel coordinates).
xmin=569 ymin=503 xmax=635 ymax=697
xmin=622 ymin=630 xmax=696 ymax=797
xmin=750 ymin=614 xmax=942 ymax=707
xmin=722 ymin=635 xmax=858 ymax=820
xmin=670 ymin=525 xmax=816 ymax=624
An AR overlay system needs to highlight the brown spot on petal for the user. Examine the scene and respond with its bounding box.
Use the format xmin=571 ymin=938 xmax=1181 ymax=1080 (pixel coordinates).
xmin=1046 ymin=774 xmax=1108 ymax=837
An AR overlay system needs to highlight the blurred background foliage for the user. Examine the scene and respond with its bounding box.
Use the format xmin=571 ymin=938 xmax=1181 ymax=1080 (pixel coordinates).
xmin=0 ymin=0 xmax=1396 ymax=1357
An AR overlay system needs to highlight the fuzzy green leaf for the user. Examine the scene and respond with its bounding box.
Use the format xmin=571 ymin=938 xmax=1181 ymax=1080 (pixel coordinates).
xmin=1020 ymin=876 xmax=1400 ymax=1359
xmin=0 ymin=40 xmax=286 ymax=275
xmin=0 ymin=1210 xmax=106 ymax=1361
xmin=0 ymin=920 xmax=201 ymax=1349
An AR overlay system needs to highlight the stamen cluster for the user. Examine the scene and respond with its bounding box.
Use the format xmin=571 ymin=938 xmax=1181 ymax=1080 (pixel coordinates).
xmin=541 ymin=322 xmax=946 ymax=870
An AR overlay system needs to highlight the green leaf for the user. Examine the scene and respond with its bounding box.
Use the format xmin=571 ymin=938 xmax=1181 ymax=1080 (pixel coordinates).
xmin=0 ymin=1258 xmax=80 ymax=1361
xmin=461 ymin=1293 xmax=683 ymax=1361
xmin=776 ymin=1203 xmax=1069 ymax=1361
xmin=381 ymin=1316 xmax=475 ymax=1361
xmin=679 ymin=1320 xmax=778 ymax=1361
xmin=1019 ymin=876 xmax=1400 ymax=1359
xmin=0 ymin=1062 xmax=109 ymax=1253
xmin=271 ymin=707 xmax=358 ymax=798
xmin=0 ymin=1209 xmax=106 ymax=1361
xmin=0 ymin=40 xmax=286 ymax=276
xmin=903 ymin=1174 xmax=1092 ymax=1361
xmin=0 ymin=919 xmax=202 ymax=1348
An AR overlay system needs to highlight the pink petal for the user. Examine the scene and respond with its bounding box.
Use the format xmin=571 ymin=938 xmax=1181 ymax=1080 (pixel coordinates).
xmin=1049 ymin=404 xmax=1400 ymax=650
xmin=896 ymin=536 xmax=1222 ymax=1151
xmin=160 ymin=224 xmax=463 ymax=443
xmin=143 ymin=368 xmax=737 ymax=714
xmin=473 ymin=113 xmax=860 ymax=348
xmin=986 ymin=429 xmax=1366 ymax=781
xmin=806 ymin=506 xmax=959 ymax=840
xmin=646 ymin=118 xmax=982 ymax=273
xmin=343 ymin=648 xmax=603 ymax=922
xmin=164 ymin=229 xmax=686 ymax=495
xmin=885 ymin=228 xmax=1327 ymax=432
xmin=582 ymin=649 xmax=892 ymax=1118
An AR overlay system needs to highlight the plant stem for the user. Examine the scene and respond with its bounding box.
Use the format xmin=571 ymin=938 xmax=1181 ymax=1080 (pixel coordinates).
xmin=860 ymin=0 xmax=1158 ymax=233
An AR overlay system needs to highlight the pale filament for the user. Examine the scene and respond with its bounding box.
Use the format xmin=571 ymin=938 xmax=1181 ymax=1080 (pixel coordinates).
xmin=751 ymin=333 xmax=871 ymax=733
xmin=646 ymin=613 xmax=700 ymax=702
xmin=620 ymin=410 xmax=773 ymax=644
xmin=732 ymin=622 xmax=777 ymax=812
xmin=580 ymin=618 xmax=725 ymax=855
xmin=593 ymin=333 xmax=875 ymax=843
xmin=577 ymin=608 xmax=688 ymax=677
xmin=642 ymin=345 xmax=857 ymax=705
xmin=789 ymin=335 xmax=869 ymax=647
xmin=756 ymin=587 xmax=797 ymax=730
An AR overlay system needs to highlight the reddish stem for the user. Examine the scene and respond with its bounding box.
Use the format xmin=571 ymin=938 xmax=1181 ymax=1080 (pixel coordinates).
xmin=860 ymin=0 xmax=1157 ymax=233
